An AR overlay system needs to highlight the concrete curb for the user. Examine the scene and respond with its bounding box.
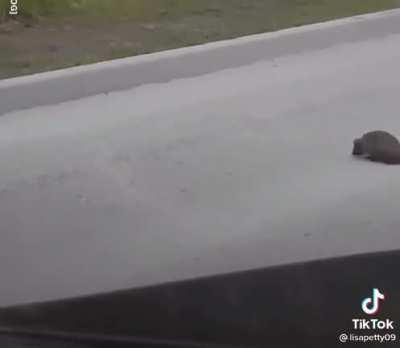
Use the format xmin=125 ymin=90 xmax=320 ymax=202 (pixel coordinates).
xmin=1 ymin=8 xmax=400 ymax=116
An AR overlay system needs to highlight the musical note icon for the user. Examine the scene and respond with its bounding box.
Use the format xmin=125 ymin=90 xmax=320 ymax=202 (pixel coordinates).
xmin=361 ymin=288 xmax=385 ymax=315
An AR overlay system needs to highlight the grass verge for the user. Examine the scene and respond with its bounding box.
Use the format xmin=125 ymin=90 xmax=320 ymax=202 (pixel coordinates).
xmin=0 ymin=0 xmax=399 ymax=79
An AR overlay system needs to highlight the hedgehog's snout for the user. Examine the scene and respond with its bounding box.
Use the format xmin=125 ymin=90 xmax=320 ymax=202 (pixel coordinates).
xmin=352 ymin=138 xmax=363 ymax=156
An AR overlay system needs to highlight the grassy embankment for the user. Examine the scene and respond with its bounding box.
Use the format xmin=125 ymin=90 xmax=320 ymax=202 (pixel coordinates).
xmin=0 ymin=0 xmax=399 ymax=79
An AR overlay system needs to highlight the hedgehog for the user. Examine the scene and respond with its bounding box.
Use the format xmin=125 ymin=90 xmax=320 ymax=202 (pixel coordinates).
xmin=352 ymin=130 xmax=400 ymax=164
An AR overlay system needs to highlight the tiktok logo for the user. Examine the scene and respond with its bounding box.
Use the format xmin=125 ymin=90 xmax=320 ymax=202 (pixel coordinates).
xmin=361 ymin=288 xmax=385 ymax=315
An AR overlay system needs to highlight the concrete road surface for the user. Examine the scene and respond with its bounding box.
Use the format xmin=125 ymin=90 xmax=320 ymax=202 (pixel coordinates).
xmin=1 ymin=11 xmax=400 ymax=306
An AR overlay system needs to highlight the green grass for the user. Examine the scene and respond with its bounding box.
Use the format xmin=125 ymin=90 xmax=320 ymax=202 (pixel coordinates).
xmin=0 ymin=0 xmax=227 ymax=21
xmin=1 ymin=0 xmax=400 ymax=79
xmin=1 ymin=0 xmax=398 ymax=22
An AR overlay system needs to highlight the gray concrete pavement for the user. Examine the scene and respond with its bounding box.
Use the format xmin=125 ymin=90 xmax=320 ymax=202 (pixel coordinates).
xmin=1 ymin=12 xmax=400 ymax=306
